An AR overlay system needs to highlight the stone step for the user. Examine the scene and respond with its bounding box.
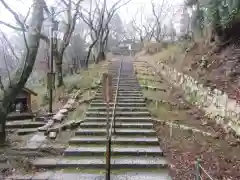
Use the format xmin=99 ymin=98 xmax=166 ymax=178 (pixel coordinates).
xmin=115 ymin=86 xmax=141 ymax=88
xmin=118 ymin=81 xmax=139 ymax=83
xmin=87 ymin=107 xmax=148 ymax=112
xmin=91 ymin=99 xmax=145 ymax=103
xmin=113 ymin=85 xmax=140 ymax=87
xmin=116 ymin=89 xmax=142 ymax=92
xmin=85 ymin=111 xmax=150 ymax=117
xmin=84 ymin=117 xmax=152 ymax=123
xmin=64 ymin=145 xmax=163 ymax=156
xmin=16 ymin=128 xmax=38 ymax=135
xmin=8 ymin=171 xmax=171 ymax=180
xmin=6 ymin=121 xmax=45 ymax=129
xmin=113 ymin=90 xmax=143 ymax=93
xmin=7 ymin=112 xmax=35 ymax=121
xmin=111 ymin=86 xmax=141 ymax=88
xmin=94 ymin=96 xmax=145 ymax=100
xmin=75 ymin=128 xmax=156 ymax=136
xmin=80 ymin=121 xmax=153 ymax=128
xmin=89 ymin=102 xmax=146 ymax=107
xmin=99 ymin=85 xmax=140 ymax=88
xmin=110 ymin=86 xmax=141 ymax=88
xmin=117 ymin=93 xmax=143 ymax=96
xmin=95 ymin=93 xmax=143 ymax=97
xmin=69 ymin=136 xmax=159 ymax=145
xmin=105 ymin=77 xmax=137 ymax=79
xmin=96 ymin=90 xmax=143 ymax=94
xmin=32 ymin=156 xmax=167 ymax=169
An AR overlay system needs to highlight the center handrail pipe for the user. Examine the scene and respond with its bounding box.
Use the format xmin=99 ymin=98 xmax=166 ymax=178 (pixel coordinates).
xmin=105 ymin=59 xmax=122 ymax=180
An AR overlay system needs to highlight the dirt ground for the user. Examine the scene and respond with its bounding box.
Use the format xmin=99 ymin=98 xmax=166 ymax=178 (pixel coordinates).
xmin=134 ymin=58 xmax=240 ymax=180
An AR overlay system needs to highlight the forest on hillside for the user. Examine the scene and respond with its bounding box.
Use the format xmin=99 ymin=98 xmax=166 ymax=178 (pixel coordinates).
xmin=185 ymin=0 xmax=240 ymax=44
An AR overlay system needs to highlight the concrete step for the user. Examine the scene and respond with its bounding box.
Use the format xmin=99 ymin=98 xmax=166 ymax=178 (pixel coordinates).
xmin=87 ymin=107 xmax=149 ymax=112
xmin=92 ymin=99 xmax=145 ymax=103
xmin=113 ymin=84 xmax=140 ymax=87
xmin=16 ymin=128 xmax=38 ymax=135
xmin=115 ymin=87 xmax=141 ymax=89
xmin=112 ymin=85 xmax=141 ymax=88
xmin=84 ymin=117 xmax=152 ymax=123
xmin=96 ymin=90 xmax=143 ymax=94
xmin=114 ymin=90 xmax=143 ymax=93
xmin=89 ymin=102 xmax=146 ymax=107
xmin=32 ymin=156 xmax=167 ymax=169
xmin=80 ymin=121 xmax=153 ymax=128
xmin=111 ymin=85 xmax=141 ymax=88
xmin=6 ymin=121 xmax=45 ymax=129
xmin=85 ymin=111 xmax=150 ymax=117
xmin=94 ymin=96 xmax=145 ymax=100
xmin=117 ymin=93 xmax=143 ymax=96
xmin=8 ymin=171 xmax=171 ymax=180
xmin=7 ymin=112 xmax=35 ymax=121
xmin=95 ymin=93 xmax=143 ymax=97
xmin=99 ymin=85 xmax=140 ymax=88
xmin=112 ymin=82 xmax=140 ymax=84
xmin=75 ymin=128 xmax=156 ymax=136
xmin=64 ymin=145 xmax=163 ymax=156
xmin=69 ymin=136 xmax=159 ymax=145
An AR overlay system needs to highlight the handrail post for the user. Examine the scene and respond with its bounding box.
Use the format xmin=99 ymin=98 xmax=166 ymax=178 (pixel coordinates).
xmin=106 ymin=101 xmax=110 ymax=137
xmin=195 ymin=159 xmax=201 ymax=180
xmin=106 ymin=137 xmax=111 ymax=180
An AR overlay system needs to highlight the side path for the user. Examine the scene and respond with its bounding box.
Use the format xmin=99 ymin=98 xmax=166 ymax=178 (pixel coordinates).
xmin=8 ymin=56 xmax=171 ymax=180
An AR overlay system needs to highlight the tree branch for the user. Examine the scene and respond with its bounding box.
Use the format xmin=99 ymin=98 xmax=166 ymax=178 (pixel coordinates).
xmin=0 ymin=21 xmax=23 ymax=31
xmin=0 ymin=30 xmax=20 ymax=65
xmin=0 ymin=0 xmax=27 ymax=30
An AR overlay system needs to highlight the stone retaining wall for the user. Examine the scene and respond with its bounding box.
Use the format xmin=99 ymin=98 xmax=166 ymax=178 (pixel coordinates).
xmin=152 ymin=61 xmax=240 ymax=136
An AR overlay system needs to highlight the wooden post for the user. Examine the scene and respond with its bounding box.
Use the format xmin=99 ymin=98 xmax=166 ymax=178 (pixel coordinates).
xmin=103 ymin=73 xmax=113 ymax=103
xmin=102 ymin=73 xmax=113 ymax=137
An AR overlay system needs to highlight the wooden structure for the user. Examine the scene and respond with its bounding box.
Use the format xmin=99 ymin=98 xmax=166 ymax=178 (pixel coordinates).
xmin=11 ymin=87 xmax=38 ymax=113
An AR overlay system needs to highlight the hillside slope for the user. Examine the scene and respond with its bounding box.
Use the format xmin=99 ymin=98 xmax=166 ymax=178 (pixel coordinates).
xmin=142 ymin=41 xmax=240 ymax=100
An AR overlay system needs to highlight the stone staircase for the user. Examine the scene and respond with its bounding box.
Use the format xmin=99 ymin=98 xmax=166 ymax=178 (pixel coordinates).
xmin=6 ymin=117 xmax=46 ymax=136
xmin=9 ymin=58 xmax=171 ymax=180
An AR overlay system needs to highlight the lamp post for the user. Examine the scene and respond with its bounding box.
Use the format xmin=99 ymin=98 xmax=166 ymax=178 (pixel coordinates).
xmin=48 ymin=7 xmax=58 ymax=113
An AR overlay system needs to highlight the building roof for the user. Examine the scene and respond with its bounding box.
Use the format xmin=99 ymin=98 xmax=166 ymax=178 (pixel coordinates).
xmin=22 ymin=87 xmax=38 ymax=96
xmin=120 ymin=39 xmax=134 ymax=44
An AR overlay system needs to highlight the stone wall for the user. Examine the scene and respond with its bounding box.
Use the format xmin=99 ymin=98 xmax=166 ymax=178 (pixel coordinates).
xmin=152 ymin=61 xmax=240 ymax=136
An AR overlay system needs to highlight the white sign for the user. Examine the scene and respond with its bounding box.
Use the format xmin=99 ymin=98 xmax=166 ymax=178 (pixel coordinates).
xmin=128 ymin=44 xmax=132 ymax=50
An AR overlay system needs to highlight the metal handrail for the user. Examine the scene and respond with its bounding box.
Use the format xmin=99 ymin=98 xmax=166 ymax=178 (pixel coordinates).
xmin=105 ymin=60 xmax=122 ymax=180
xmin=195 ymin=159 xmax=214 ymax=180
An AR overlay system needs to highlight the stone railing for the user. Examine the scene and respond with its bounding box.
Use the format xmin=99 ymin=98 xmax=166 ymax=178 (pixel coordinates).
xmin=152 ymin=61 xmax=240 ymax=136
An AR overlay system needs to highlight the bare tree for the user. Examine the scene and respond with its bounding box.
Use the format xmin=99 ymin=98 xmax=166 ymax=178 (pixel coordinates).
xmin=0 ymin=0 xmax=45 ymax=144
xmin=80 ymin=0 xmax=131 ymax=65
xmin=151 ymin=0 xmax=170 ymax=42
xmin=0 ymin=0 xmax=83 ymax=87
xmin=80 ymin=0 xmax=101 ymax=66
xmin=131 ymin=9 xmax=155 ymax=42
xmin=40 ymin=0 xmax=82 ymax=87
xmin=130 ymin=0 xmax=177 ymax=43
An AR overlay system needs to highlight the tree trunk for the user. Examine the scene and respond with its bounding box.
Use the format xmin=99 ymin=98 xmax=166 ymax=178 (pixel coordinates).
xmin=85 ymin=40 xmax=98 ymax=68
xmin=96 ymin=51 xmax=105 ymax=64
xmin=0 ymin=0 xmax=44 ymax=145
xmin=96 ymin=41 xmax=106 ymax=64
xmin=54 ymin=49 xmax=64 ymax=87
xmin=56 ymin=62 xmax=64 ymax=87
xmin=0 ymin=108 xmax=7 ymax=145
xmin=70 ymin=67 xmax=74 ymax=75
